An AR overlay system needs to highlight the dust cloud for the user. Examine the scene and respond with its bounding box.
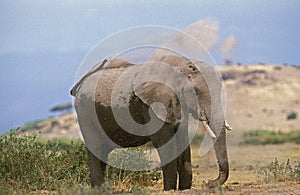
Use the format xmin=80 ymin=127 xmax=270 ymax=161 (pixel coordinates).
xmin=153 ymin=18 xmax=238 ymax=64
xmin=220 ymin=35 xmax=239 ymax=53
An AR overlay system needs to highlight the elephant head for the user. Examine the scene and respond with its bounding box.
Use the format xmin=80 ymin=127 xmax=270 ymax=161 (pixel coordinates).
xmin=149 ymin=55 xmax=230 ymax=187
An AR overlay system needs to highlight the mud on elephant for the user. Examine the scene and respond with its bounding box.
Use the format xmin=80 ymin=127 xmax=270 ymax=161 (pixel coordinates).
xmin=70 ymin=55 xmax=231 ymax=190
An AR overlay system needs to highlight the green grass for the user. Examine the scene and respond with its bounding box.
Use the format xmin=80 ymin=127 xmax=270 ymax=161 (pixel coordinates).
xmin=0 ymin=132 xmax=89 ymax=193
xmin=0 ymin=131 xmax=160 ymax=194
xmin=241 ymin=130 xmax=300 ymax=145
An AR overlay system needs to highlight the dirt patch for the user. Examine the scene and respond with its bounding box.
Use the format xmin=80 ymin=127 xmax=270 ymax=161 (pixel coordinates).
xmin=145 ymin=143 xmax=300 ymax=194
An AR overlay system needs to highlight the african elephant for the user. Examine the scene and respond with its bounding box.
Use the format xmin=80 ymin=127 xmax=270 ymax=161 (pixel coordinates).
xmin=70 ymin=55 xmax=231 ymax=190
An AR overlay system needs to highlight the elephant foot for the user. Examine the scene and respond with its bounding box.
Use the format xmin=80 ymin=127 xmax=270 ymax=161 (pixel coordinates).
xmin=92 ymin=181 xmax=107 ymax=189
xmin=163 ymin=179 xmax=177 ymax=191
xmin=180 ymin=188 xmax=200 ymax=194
xmin=163 ymin=186 xmax=177 ymax=191
xmin=206 ymin=174 xmax=228 ymax=188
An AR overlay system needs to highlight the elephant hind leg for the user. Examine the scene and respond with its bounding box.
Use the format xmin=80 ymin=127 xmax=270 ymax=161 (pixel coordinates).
xmin=87 ymin=149 xmax=108 ymax=188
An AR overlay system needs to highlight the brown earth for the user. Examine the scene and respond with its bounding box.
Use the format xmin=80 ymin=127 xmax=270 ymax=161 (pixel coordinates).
xmin=144 ymin=144 xmax=300 ymax=195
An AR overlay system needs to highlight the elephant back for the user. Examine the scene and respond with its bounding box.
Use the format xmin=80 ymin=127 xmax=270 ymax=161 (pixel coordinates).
xmin=73 ymin=55 xmax=221 ymax=125
xmin=72 ymin=58 xmax=134 ymax=107
xmin=94 ymin=59 xmax=135 ymax=107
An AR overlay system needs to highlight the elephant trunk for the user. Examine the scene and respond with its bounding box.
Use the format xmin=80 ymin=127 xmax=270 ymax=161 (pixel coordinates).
xmin=207 ymin=123 xmax=229 ymax=188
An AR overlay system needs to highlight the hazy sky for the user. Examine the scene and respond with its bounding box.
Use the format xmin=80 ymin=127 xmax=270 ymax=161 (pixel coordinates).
xmin=0 ymin=0 xmax=299 ymax=134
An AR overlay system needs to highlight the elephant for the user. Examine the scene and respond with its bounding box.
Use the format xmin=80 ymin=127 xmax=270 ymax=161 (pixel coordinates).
xmin=70 ymin=54 xmax=231 ymax=191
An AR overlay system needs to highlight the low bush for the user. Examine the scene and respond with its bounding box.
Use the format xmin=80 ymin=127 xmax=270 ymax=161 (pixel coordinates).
xmin=0 ymin=132 xmax=160 ymax=193
xmin=287 ymin=111 xmax=297 ymax=120
xmin=0 ymin=132 xmax=89 ymax=193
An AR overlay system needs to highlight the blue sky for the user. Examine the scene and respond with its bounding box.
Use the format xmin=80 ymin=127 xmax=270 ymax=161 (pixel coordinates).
xmin=0 ymin=0 xmax=299 ymax=134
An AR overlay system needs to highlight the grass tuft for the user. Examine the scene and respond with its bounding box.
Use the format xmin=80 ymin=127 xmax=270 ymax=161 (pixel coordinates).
xmin=256 ymin=158 xmax=300 ymax=183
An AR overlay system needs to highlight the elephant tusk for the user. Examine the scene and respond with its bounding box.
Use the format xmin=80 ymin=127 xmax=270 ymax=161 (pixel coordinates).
xmin=225 ymin=120 xmax=232 ymax=131
xmin=202 ymin=120 xmax=217 ymax=138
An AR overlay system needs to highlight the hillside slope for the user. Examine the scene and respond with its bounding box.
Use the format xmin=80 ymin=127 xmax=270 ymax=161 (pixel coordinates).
xmin=221 ymin=64 xmax=300 ymax=132
xmin=17 ymin=64 xmax=300 ymax=139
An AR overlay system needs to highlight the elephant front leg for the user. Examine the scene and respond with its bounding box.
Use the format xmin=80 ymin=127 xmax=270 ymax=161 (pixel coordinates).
xmin=161 ymin=159 xmax=178 ymax=190
xmin=87 ymin=149 xmax=107 ymax=188
xmin=151 ymin=123 xmax=178 ymax=191
xmin=177 ymin=146 xmax=192 ymax=190
xmin=176 ymin=115 xmax=192 ymax=190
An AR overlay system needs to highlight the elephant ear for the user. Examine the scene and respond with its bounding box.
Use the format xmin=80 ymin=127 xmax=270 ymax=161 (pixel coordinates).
xmin=134 ymin=82 xmax=181 ymax=124
xmin=132 ymin=60 xmax=186 ymax=124
xmin=132 ymin=56 xmax=200 ymax=124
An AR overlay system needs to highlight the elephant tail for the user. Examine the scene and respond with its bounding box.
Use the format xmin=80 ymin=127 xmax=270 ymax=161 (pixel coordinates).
xmin=70 ymin=59 xmax=108 ymax=97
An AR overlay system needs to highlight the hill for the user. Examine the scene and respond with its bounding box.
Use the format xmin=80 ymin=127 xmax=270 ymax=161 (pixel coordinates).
xmin=17 ymin=64 xmax=300 ymax=139
xmin=221 ymin=64 xmax=300 ymax=132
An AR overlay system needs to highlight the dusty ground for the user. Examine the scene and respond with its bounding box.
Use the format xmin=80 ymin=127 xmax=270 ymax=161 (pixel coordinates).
xmin=142 ymin=143 xmax=300 ymax=195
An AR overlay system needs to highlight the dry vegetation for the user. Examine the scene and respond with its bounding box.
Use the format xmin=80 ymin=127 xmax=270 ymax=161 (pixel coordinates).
xmin=1 ymin=133 xmax=299 ymax=194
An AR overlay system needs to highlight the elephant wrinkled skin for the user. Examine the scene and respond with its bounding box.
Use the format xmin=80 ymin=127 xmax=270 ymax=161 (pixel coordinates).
xmin=71 ymin=55 xmax=230 ymax=190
